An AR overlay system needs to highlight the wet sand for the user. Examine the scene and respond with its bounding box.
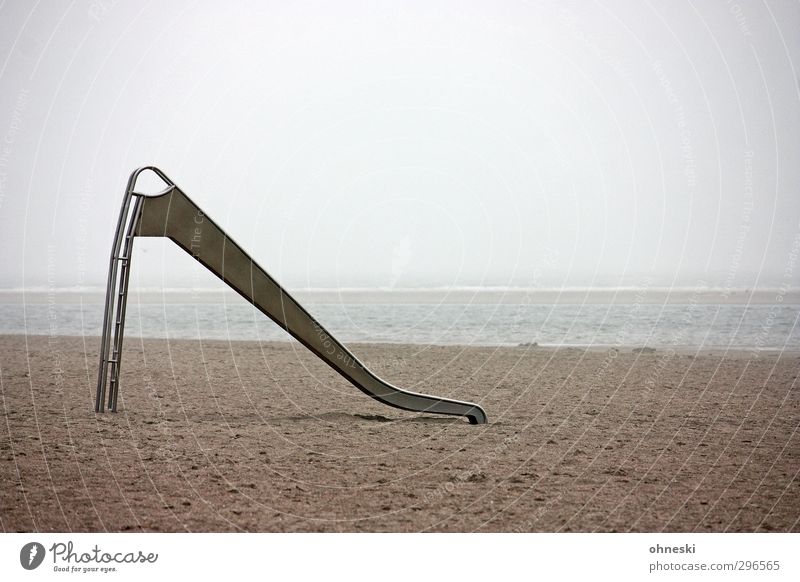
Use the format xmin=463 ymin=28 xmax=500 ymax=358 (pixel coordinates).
xmin=0 ymin=335 xmax=797 ymax=532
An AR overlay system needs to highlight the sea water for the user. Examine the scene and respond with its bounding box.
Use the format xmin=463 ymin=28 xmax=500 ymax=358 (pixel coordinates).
xmin=1 ymin=298 xmax=798 ymax=349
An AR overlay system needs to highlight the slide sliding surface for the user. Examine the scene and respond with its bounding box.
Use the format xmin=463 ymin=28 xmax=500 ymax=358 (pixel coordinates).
xmin=96 ymin=167 xmax=487 ymax=424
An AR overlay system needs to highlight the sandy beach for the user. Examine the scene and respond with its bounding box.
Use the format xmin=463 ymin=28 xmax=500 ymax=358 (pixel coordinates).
xmin=0 ymin=335 xmax=797 ymax=532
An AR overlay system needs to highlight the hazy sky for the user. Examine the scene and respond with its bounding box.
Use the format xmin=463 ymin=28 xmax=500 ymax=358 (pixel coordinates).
xmin=1 ymin=0 xmax=798 ymax=291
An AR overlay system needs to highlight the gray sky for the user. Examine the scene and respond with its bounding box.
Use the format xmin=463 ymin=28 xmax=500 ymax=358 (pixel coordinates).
xmin=1 ymin=0 xmax=798 ymax=291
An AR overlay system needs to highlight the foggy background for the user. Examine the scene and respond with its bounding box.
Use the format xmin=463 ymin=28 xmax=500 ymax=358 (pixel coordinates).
xmin=0 ymin=0 xmax=798 ymax=292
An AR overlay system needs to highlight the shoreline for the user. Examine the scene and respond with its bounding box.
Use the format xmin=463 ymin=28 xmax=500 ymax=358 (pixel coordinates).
xmin=5 ymin=334 xmax=800 ymax=358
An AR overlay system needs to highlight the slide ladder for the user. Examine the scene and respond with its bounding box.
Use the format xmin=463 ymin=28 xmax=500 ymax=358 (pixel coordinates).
xmin=96 ymin=167 xmax=487 ymax=424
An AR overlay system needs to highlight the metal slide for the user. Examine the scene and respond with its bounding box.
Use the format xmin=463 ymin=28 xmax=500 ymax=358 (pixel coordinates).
xmin=96 ymin=167 xmax=487 ymax=424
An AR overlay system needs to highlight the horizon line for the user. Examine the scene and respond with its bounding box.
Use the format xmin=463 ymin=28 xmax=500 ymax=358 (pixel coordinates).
xmin=3 ymin=285 xmax=798 ymax=294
